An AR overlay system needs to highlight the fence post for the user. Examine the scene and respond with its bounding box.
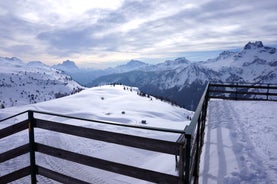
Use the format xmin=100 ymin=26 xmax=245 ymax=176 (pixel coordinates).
xmin=28 ymin=111 xmax=37 ymax=184
xmin=184 ymin=134 xmax=191 ymax=184
xmin=235 ymin=83 xmax=238 ymax=100
xmin=178 ymin=144 xmax=185 ymax=184
xmin=267 ymin=84 xmax=270 ymax=100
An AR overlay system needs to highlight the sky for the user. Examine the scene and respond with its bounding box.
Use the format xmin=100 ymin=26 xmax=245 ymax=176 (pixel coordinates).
xmin=0 ymin=0 xmax=277 ymax=68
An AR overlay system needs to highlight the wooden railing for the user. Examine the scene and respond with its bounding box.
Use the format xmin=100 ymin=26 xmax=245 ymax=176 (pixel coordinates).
xmin=0 ymin=110 xmax=189 ymax=183
xmin=180 ymin=83 xmax=209 ymax=184
xmin=2 ymin=82 xmax=241 ymax=184
xmin=208 ymin=82 xmax=277 ymax=101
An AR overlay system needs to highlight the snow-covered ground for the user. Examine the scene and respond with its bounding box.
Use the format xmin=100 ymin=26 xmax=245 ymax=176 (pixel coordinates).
xmin=0 ymin=85 xmax=193 ymax=184
xmin=199 ymin=99 xmax=277 ymax=184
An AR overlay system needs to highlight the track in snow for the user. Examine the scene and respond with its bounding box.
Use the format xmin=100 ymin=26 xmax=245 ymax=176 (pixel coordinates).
xmin=199 ymin=100 xmax=277 ymax=184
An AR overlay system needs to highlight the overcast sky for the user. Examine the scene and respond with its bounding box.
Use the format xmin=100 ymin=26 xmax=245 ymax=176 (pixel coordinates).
xmin=0 ymin=0 xmax=276 ymax=68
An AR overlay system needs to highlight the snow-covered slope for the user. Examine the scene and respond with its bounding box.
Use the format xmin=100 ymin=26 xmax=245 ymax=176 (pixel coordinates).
xmin=0 ymin=84 xmax=193 ymax=184
xmin=200 ymin=99 xmax=277 ymax=184
xmin=0 ymin=57 xmax=84 ymax=108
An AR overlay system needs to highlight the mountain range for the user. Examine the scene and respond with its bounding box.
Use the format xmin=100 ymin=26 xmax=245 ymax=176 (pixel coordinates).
xmin=1 ymin=41 xmax=276 ymax=110
xmin=86 ymin=41 xmax=277 ymax=110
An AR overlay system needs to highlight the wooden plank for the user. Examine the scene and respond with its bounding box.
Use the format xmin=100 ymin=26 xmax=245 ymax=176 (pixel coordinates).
xmin=31 ymin=110 xmax=185 ymax=134
xmin=0 ymin=120 xmax=28 ymax=139
xmin=0 ymin=144 xmax=29 ymax=163
xmin=185 ymin=83 xmax=209 ymax=135
xmin=209 ymin=83 xmax=277 ymax=89
xmin=0 ymin=166 xmax=30 ymax=183
xmin=36 ymin=143 xmax=180 ymax=184
xmin=35 ymin=119 xmax=181 ymax=155
xmin=209 ymin=95 xmax=277 ymax=101
xmin=37 ymin=166 xmax=90 ymax=184
xmin=0 ymin=111 xmax=28 ymax=123
xmin=209 ymin=89 xmax=277 ymax=96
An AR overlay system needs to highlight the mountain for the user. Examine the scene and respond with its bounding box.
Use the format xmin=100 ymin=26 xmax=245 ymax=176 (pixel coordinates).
xmin=27 ymin=61 xmax=49 ymax=67
xmin=89 ymin=41 xmax=277 ymax=110
xmin=0 ymin=56 xmax=24 ymax=66
xmin=52 ymin=60 xmax=79 ymax=72
xmin=112 ymin=59 xmax=148 ymax=72
xmin=52 ymin=59 xmax=148 ymax=86
xmin=0 ymin=57 xmax=84 ymax=108
xmin=201 ymin=41 xmax=277 ymax=83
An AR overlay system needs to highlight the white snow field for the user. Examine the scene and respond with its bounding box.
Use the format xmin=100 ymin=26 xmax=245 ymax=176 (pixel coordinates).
xmin=199 ymin=99 xmax=277 ymax=184
xmin=0 ymin=85 xmax=193 ymax=184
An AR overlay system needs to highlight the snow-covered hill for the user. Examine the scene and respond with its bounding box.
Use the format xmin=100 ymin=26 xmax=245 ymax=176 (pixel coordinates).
xmin=200 ymin=99 xmax=277 ymax=184
xmin=0 ymin=84 xmax=193 ymax=184
xmin=0 ymin=57 xmax=84 ymax=108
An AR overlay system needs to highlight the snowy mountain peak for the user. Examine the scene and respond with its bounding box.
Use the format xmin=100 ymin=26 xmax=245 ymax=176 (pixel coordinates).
xmin=5 ymin=56 xmax=23 ymax=63
xmin=27 ymin=61 xmax=48 ymax=67
xmin=244 ymin=41 xmax=264 ymax=50
xmin=53 ymin=60 xmax=79 ymax=72
xmin=113 ymin=59 xmax=148 ymax=72
xmin=216 ymin=50 xmax=236 ymax=60
xmin=125 ymin=59 xmax=147 ymax=67
xmin=0 ymin=56 xmax=24 ymax=66
xmin=165 ymin=57 xmax=190 ymax=65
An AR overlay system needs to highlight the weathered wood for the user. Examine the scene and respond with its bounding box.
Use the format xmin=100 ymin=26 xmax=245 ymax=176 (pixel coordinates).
xmin=28 ymin=111 xmax=37 ymax=184
xmin=37 ymin=166 xmax=90 ymax=184
xmin=0 ymin=110 xmax=28 ymax=123
xmin=0 ymin=144 xmax=29 ymax=163
xmin=0 ymin=166 xmax=30 ymax=183
xmin=35 ymin=119 xmax=181 ymax=155
xmin=185 ymin=83 xmax=209 ymax=135
xmin=0 ymin=120 xmax=28 ymax=139
xmin=36 ymin=143 xmax=180 ymax=184
xmin=209 ymin=95 xmax=277 ymax=101
xmin=209 ymin=89 xmax=277 ymax=96
xmin=209 ymin=83 xmax=277 ymax=102
xmin=31 ymin=110 xmax=186 ymax=134
xmin=209 ymin=83 xmax=277 ymax=89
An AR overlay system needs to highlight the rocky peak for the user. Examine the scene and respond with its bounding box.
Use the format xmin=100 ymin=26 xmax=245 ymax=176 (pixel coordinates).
xmin=244 ymin=41 xmax=264 ymax=50
xmin=165 ymin=57 xmax=190 ymax=65
xmin=52 ymin=60 xmax=79 ymax=72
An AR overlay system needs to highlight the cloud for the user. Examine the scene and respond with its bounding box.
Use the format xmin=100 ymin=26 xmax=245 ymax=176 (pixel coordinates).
xmin=0 ymin=0 xmax=277 ymax=65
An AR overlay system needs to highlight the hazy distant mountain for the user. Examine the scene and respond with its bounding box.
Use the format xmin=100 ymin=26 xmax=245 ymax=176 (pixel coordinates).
xmin=52 ymin=59 xmax=148 ymax=86
xmin=52 ymin=60 xmax=79 ymax=72
xmin=112 ymin=59 xmax=148 ymax=72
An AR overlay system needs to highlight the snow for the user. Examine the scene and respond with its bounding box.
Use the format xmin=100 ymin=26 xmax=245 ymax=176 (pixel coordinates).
xmin=0 ymin=85 xmax=193 ymax=184
xmin=199 ymin=99 xmax=277 ymax=184
xmin=0 ymin=57 xmax=84 ymax=108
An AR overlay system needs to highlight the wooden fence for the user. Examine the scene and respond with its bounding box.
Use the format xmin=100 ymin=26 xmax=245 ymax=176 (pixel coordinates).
xmin=208 ymin=83 xmax=277 ymax=101
xmin=1 ymin=108 xmax=201 ymax=184
xmin=2 ymin=82 xmax=247 ymax=184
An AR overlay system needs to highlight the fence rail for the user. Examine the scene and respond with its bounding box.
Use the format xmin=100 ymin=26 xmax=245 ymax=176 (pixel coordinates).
xmin=209 ymin=82 xmax=277 ymax=101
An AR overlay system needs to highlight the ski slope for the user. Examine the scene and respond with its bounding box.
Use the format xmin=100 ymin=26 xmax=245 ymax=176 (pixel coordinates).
xmin=199 ymin=99 xmax=277 ymax=184
xmin=0 ymin=85 xmax=193 ymax=184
